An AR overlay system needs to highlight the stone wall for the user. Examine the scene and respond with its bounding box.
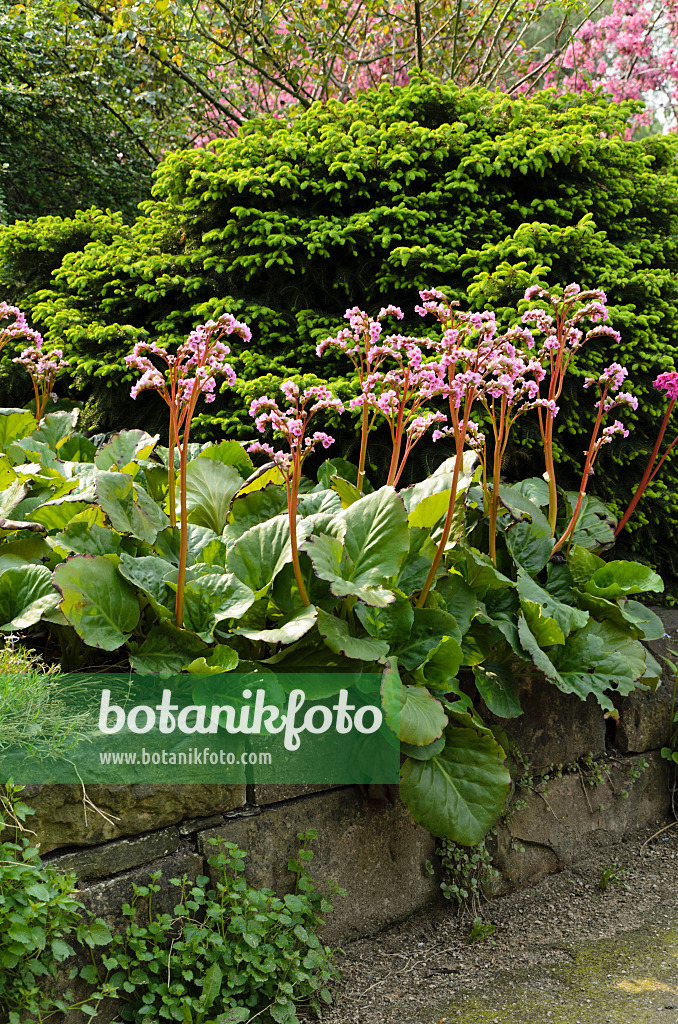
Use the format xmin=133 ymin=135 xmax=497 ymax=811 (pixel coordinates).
xmin=9 ymin=611 xmax=677 ymax=977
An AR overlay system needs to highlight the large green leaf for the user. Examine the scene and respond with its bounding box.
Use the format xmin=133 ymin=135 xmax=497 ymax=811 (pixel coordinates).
xmin=96 ymin=471 xmax=169 ymax=543
xmin=27 ymin=497 xmax=91 ymax=531
xmin=198 ymin=439 xmax=254 ymax=476
xmin=94 ymin=429 xmax=158 ymax=471
xmin=0 ymin=479 xmax=27 ymax=519
xmin=129 ymin=621 xmax=208 ymax=676
xmin=585 ymin=619 xmax=656 ymax=690
xmin=400 ymin=686 xmax=448 ymax=745
xmin=186 ymin=644 xmax=240 ymax=675
xmin=118 ymin=553 xmax=175 ymax=616
xmin=235 ymin=604 xmax=318 ymax=644
xmin=330 ymin=474 xmax=362 ymax=508
xmin=567 ymin=545 xmax=605 ymax=587
xmin=153 ymin=524 xmax=219 ymax=566
xmin=53 ymin=522 xmax=122 ymax=557
xmin=396 ymin=528 xmax=438 ymax=596
xmin=297 ymin=489 xmax=342 ymax=517
xmin=182 ymin=458 xmax=244 ymax=533
xmin=0 ymin=409 xmax=37 ymax=447
xmin=228 ymin=515 xmax=292 ymax=593
xmin=462 ymin=548 xmax=514 ymax=597
xmin=513 ymin=476 xmax=550 ymax=507
xmin=563 ymin=492 xmax=617 ymax=550
xmin=396 ymin=608 xmax=461 ymax=670
xmin=517 ymin=617 xmax=636 ymax=713
xmin=58 ymin=434 xmax=97 ymax=463
xmin=520 ymin=600 xmax=565 ymax=647
xmin=400 ymin=725 xmax=511 ymax=843
xmin=0 ymin=564 xmax=59 ymax=630
xmin=422 ymin=636 xmax=464 ymax=689
xmin=175 ymin=571 xmax=256 ymax=641
xmin=303 ymin=531 xmax=393 ymax=607
xmin=355 ymin=595 xmax=414 ymax=644
xmin=381 ymin=657 xmax=401 ymax=736
xmin=500 ymin=485 xmax=553 ymax=575
xmin=402 ymin=455 xmax=475 ymax=526
xmin=227 ymin=485 xmax=287 ymax=539
xmin=473 ymin=662 xmax=522 ymax=718
xmin=317 ymin=457 xmax=369 ymax=490
xmin=620 ymin=600 xmax=665 ymax=642
xmin=435 ymin=573 xmax=477 ymax=638
xmin=303 ymin=486 xmax=408 ymax=607
xmin=54 ymin=555 xmax=140 ymax=651
xmin=316 ymin=607 xmax=389 ymax=662
xmin=32 ymin=410 xmax=78 ymax=451
xmin=400 ymin=736 xmax=446 ymax=760
xmin=585 ymin=561 xmax=664 ymax=600
xmin=340 ymin=485 xmax=409 ymax=580
xmin=517 ymin=571 xmax=588 ymax=637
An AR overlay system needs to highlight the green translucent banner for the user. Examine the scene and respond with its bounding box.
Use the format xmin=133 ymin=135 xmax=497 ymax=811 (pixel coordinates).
xmin=0 ymin=672 xmax=400 ymax=785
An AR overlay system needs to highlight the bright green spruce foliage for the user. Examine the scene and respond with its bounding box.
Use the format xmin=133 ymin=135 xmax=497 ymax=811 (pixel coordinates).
xmin=2 ymin=76 xmax=678 ymax=569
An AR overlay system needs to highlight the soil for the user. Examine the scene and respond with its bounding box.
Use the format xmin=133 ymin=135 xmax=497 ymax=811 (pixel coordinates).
xmin=323 ymin=822 xmax=678 ymax=1024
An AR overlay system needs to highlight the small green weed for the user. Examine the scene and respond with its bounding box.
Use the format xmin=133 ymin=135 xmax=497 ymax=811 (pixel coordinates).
xmin=438 ymin=836 xmax=499 ymax=918
xmin=465 ymin=917 xmax=496 ymax=944
xmin=599 ymin=863 xmax=628 ymax=892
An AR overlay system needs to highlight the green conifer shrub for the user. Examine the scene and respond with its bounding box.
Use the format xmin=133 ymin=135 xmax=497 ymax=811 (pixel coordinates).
xmin=2 ymin=76 xmax=678 ymax=574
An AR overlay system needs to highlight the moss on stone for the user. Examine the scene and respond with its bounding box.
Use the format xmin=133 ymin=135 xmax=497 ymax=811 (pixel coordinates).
xmin=424 ymin=927 xmax=678 ymax=1024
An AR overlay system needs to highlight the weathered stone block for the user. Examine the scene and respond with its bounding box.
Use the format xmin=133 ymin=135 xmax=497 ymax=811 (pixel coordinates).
xmin=614 ymin=684 xmax=675 ymax=753
xmin=197 ymin=787 xmax=439 ymax=944
xmin=249 ymin=783 xmax=343 ymax=805
xmin=45 ymin=826 xmax=181 ymax=882
xmin=614 ymin=606 xmax=678 ymax=753
xmin=485 ymin=674 xmax=606 ymax=768
xmin=490 ymin=751 xmax=670 ymax=891
xmin=77 ymin=849 xmax=204 ymax=931
xmin=16 ymin=784 xmax=245 ymax=853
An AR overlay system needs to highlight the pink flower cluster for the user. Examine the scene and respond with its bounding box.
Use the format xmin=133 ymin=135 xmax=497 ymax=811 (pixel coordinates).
xmin=13 ymin=346 xmax=69 ymax=383
xmin=125 ymin=313 xmax=250 ymax=407
xmin=248 ymin=381 xmax=343 ymax=475
xmin=524 ymin=0 xmax=678 ymax=132
xmin=13 ymin=341 xmax=70 ymax=416
xmin=0 ymin=302 xmax=43 ymax=352
xmin=654 ymin=371 xmax=678 ymax=402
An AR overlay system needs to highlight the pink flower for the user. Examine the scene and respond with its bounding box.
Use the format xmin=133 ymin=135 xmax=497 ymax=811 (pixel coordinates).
xmin=654 ymin=371 xmax=678 ymax=401
xmin=126 ymin=311 xmax=249 ymax=407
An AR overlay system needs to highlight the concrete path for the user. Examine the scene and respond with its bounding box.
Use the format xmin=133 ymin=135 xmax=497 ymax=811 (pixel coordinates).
xmin=427 ymin=927 xmax=678 ymax=1024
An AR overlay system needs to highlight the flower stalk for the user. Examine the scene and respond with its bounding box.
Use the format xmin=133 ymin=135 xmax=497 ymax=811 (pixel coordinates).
xmin=126 ymin=313 xmax=250 ymax=628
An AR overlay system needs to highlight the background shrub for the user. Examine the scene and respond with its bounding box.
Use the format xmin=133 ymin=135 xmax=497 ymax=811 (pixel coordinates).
xmin=2 ymin=76 xmax=678 ymax=576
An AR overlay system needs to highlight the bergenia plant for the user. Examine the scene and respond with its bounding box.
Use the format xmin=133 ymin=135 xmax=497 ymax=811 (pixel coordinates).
xmin=520 ymin=283 xmax=622 ymax=534
xmin=615 ymin=371 xmax=678 ymax=537
xmin=553 ymin=362 xmax=637 ymax=554
xmin=317 ymin=304 xmax=404 ymax=493
xmin=13 ymin=344 xmax=70 ymax=422
xmin=248 ymin=381 xmax=343 ymax=605
xmin=126 ymin=312 xmax=251 ymax=627
xmin=412 ymin=294 xmax=547 ymax=596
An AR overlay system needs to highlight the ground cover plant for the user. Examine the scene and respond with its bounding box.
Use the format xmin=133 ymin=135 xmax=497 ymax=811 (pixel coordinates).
xmin=0 ymin=281 xmax=668 ymax=848
xmin=2 ymin=80 xmax=678 ymax=580
xmin=0 ymin=783 xmax=341 ymax=1024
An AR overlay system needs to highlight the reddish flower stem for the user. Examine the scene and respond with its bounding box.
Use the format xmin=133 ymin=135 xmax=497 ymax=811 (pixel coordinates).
xmin=356 ymin=402 xmax=370 ymax=494
xmin=551 ymin=383 xmax=609 ymax=555
xmin=416 ymin=385 xmax=476 ymax=608
xmin=615 ymin=399 xmax=676 ymax=537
